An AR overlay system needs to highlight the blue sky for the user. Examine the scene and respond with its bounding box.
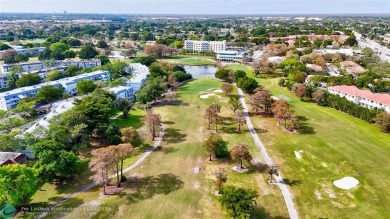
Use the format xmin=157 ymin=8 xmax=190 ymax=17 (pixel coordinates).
xmin=0 ymin=0 xmax=389 ymax=14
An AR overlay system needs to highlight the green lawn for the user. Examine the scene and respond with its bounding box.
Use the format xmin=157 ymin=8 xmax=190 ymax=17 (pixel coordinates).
xmin=44 ymin=79 xmax=288 ymax=219
xmin=249 ymin=78 xmax=390 ymax=218
xmin=159 ymin=57 xmax=216 ymax=66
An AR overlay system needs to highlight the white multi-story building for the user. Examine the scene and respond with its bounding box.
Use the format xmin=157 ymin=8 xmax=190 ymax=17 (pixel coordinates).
xmin=109 ymin=86 xmax=134 ymax=101
xmin=0 ymin=62 xmax=44 ymax=74
xmin=0 ymin=59 xmax=101 ymax=74
xmin=126 ymin=63 xmax=149 ymax=92
xmin=184 ymin=40 xmax=226 ymax=53
xmin=328 ymin=85 xmax=390 ymax=113
xmin=216 ymin=51 xmax=248 ymax=63
xmin=0 ymin=70 xmax=110 ymax=110
xmin=0 ymin=74 xmax=8 ymax=89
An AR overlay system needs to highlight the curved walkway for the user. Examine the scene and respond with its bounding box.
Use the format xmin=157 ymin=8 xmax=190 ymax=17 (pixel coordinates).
xmin=235 ymin=84 xmax=299 ymax=219
xmin=36 ymin=125 xmax=164 ymax=219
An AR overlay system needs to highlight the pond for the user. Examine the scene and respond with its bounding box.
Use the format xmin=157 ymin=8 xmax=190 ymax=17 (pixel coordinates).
xmin=183 ymin=65 xmax=216 ymax=78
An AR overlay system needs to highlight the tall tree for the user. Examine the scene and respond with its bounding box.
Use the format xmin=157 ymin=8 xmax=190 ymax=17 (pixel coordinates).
xmin=120 ymin=127 xmax=139 ymax=144
xmin=116 ymin=98 xmax=134 ymax=119
xmin=210 ymin=104 xmax=221 ymax=132
xmin=35 ymin=85 xmax=64 ymax=103
xmin=15 ymin=74 xmax=41 ymax=88
xmin=220 ymin=186 xmax=258 ymax=219
xmin=271 ymin=100 xmax=292 ymax=128
xmin=228 ymin=96 xmax=243 ymax=115
xmin=375 ymin=112 xmax=390 ymax=133
xmin=214 ymin=167 xmax=227 ymax=193
xmin=203 ymin=132 xmax=226 ymax=161
xmin=32 ymin=139 xmax=79 ymax=182
xmin=6 ymin=66 xmax=21 ymax=89
xmin=79 ymin=45 xmax=98 ymax=59
xmin=76 ymin=79 xmax=97 ymax=95
xmin=0 ymin=164 xmax=38 ymax=207
xmin=250 ymin=90 xmax=272 ymax=114
xmin=235 ymin=110 xmax=246 ymax=132
xmin=230 ymin=144 xmax=252 ymax=169
xmin=89 ymin=147 xmax=116 ymax=194
xmin=295 ymin=84 xmax=308 ymax=101
xmin=145 ymin=110 xmax=161 ymax=140
xmin=117 ymin=143 xmax=134 ymax=183
xmin=221 ymin=83 xmax=233 ymax=96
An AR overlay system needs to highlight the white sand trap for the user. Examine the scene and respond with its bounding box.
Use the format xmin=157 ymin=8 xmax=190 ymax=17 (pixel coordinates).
xmin=333 ymin=177 xmax=359 ymax=190
xmin=213 ymin=89 xmax=223 ymax=93
xmin=199 ymin=93 xmax=215 ymax=99
xmin=294 ymin=150 xmax=303 ymax=159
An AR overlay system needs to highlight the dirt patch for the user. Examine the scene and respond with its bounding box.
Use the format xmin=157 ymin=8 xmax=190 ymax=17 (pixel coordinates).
xmin=193 ymin=167 xmax=200 ymax=174
xmin=232 ymin=165 xmax=249 ymax=173
xmin=325 ymin=188 xmax=337 ymax=198
xmin=193 ymin=181 xmax=201 ymax=190
xmin=315 ymin=190 xmax=323 ymax=200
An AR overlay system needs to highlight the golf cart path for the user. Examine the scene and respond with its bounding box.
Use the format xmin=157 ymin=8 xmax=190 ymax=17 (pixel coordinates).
xmin=235 ymin=84 xmax=299 ymax=219
xmin=36 ymin=125 xmax=164 ymax=219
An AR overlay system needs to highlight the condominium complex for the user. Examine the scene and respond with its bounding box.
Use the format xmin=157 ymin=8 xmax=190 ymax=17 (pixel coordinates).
xmin=109 ymin=86 xmax=135 ymax=101
xmin=0 ymin=70 xmax=110 ymax=110
xmin=0 ymin=59 xmax=101 ymax=74
xmin=328 ymin=85 xmax=390 ymax=113
xmin=184 ymin=40 xmax=226 ymax=53
xmin=125 ymin=63 xmax=150 ymax=92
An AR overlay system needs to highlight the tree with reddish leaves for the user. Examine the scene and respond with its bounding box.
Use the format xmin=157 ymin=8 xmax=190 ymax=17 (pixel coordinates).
xmin=145 ymin=110 xmax=161 ymax=140
xmin=230 ymin=144 xmax=252 ymax=169
xmin=250 ymin=89 xmax=272 ymax=114
xmin=235 ymin=110 xmax=246 ymax=132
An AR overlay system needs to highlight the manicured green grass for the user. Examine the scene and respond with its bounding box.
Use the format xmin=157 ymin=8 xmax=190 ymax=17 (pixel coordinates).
xmin=159 ymin=57 xmax=216 ymax=66
xmin=48 ymin=79 xmax=288 ymax=219
xmin=249 ymin=78 xmax=390 ymax=218
xmin=111 ymin=108 xmax=146 ymax=129
xmin=225 ymin=63 xmax=254 ymax=74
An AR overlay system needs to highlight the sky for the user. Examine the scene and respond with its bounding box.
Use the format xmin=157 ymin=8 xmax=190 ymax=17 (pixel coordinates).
xmin=0 ymin=0 xmax=389 ymax=14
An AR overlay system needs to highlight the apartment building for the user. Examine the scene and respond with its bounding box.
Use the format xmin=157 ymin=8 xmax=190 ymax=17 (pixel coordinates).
xmin=0 ymin=74 xmax=8 ymax=89
xmin=184 ymin=40 xmax=226 ymax=53
xmin=0 ymin=62 xmax=44 ymax=73
xmin=0 ymin=59 xmax=101 ymax=74
xmin=0 ymin=70 xmax=110 ymax=110
xmin=125 ymin=63 xmax=150 ymax=92
xmin=109 ymin=86 xmax=135 ymax=101
xmin=328 ymin=85 xmax=390 ymax=113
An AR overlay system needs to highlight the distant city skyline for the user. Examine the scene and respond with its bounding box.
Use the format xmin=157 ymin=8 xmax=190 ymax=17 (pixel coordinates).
xmin=0 ymin=0 xmax=389 ymax=14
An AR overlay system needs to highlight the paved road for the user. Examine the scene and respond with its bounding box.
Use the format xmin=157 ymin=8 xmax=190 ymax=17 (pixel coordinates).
xmin=354 ymin=31 xmax=390 ymax=62
xmin=235 ymin=84 xmax=299 ymax=219
xmin=36 ymin=125 xmax=164 ymax=219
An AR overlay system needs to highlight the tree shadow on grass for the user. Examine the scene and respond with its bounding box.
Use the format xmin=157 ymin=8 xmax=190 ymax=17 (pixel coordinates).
xmin=162 ymin=121 xmax=175 ymax=125
xmin=247 ymin=161 xmax=269 ymax=174
xmin=282 ymin=178 xmax=302 ymax=186
xmin=252 ymin=205 xmax=290 ymax=219
xmin=124 ymin=173 xmax=184 ymax=204
xmin=164 ymin=128 xmax=187 ymax=143
xmin=155 ymin=146 xmax=179 ymax=154
xmin=297 ymin=116 xmax=316 ymax=135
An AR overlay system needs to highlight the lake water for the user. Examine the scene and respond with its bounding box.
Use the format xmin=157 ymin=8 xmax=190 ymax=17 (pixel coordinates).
xmin=183 ymin=65 xmax=216 ymax=78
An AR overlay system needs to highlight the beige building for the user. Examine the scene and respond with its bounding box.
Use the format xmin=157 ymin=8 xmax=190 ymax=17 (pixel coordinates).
xmin=184 ymin=40 xmax=226 ymax=53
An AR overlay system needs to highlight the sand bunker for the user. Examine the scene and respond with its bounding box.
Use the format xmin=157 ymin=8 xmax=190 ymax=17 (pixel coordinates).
xmin=199 ymin=93 xmax=215 ymax=99
xmin=213 ymin=89 xmax=223 ymax=93
xmin=333 ymin=177 xmax=359 ymax=190
xmin=294 ymin=150 xmax=303 ymax=159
